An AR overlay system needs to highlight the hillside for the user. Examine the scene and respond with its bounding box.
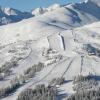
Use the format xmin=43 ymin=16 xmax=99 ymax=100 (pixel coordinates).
xmin=0 ymin=0 xmax=99 ymax=45
xmin=0 ymin=0 xmax=100 ymax=100
xmin=0 ymin=21 xmax=100 ymax=100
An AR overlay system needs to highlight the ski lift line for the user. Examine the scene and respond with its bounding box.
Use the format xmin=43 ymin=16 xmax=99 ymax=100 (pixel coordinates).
xmin=71 ymin=28 xmax=78 ymax=42
xmin=80 ymin=55 xmax=84 ymax=73
xmin=61 ymin=57 xmax=75 ymax=78
xmin=28 ymin=57 xmax=69 ymax=88
xmin=81 ymin=55 xmax=97 ymax=76
xmin=91 ymin=67 xmax=96 ymax=76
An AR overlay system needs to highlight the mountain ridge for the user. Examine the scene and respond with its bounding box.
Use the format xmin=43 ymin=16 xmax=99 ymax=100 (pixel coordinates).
xmin=0 ymin=0 xmax=100 ymax=26
xmin=0 ymin=6 xmax=33 ymax=25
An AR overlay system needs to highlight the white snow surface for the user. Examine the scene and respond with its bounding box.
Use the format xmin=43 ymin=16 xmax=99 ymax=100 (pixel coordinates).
xmin=0 ymin=21 xmax=100 ymax=100
xmin=0 ymin=1 xmax=100 ymax=100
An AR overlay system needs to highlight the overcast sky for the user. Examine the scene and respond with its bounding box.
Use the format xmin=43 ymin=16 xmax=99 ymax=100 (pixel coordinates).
xmin=0 ymin=0 xmax=82 ymax=11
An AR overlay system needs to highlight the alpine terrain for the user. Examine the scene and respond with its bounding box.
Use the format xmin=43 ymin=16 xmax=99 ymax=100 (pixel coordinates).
xmin=0 ymin=0 xmax=100 ymax=100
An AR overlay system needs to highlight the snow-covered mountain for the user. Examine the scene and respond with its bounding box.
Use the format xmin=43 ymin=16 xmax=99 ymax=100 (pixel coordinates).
xmin=31 ymin=4 xmax=61 ymax=15
xmin=31 ymin=0 xmax=100 ymax=25
xmin=0 ymin=0 xmax=100 ymax=26
xmin=0 ymin=0 xmax=100 ymax=100
xmin=0 ymin=0 xmax=99 ymax=44
xmin=0 ymin=6 xmax=33 ymax=25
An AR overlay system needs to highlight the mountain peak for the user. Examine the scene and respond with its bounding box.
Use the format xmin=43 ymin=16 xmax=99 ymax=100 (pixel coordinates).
xmin=31 ymin=4 xmax=61 ymax=16
xmin=2 ymin=7 xmax=18 ymax=16
xmin=32 ymin=7 xmax=46 ymax=15
xmin=0 ymin=6 xmax=33 ymax=25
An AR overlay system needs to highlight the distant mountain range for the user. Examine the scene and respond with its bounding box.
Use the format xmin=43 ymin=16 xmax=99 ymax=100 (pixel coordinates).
xmin=0 ymin=6 xmax=33 ymax=25
xmin=0 ymin=0 xmax=99 ymax=26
